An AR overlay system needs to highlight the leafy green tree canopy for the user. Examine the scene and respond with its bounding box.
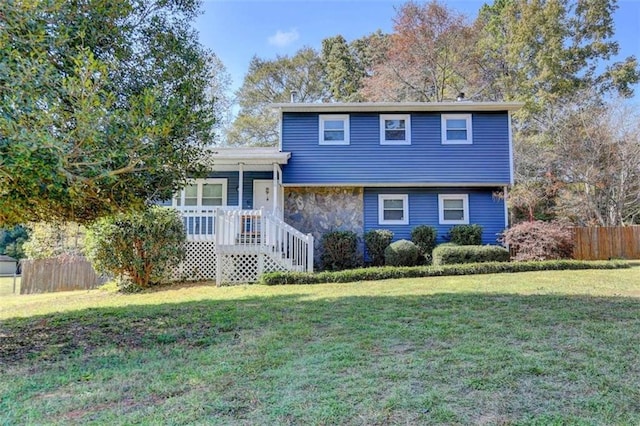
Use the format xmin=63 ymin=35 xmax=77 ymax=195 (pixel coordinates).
xmin=0 ymin=0 xmax=219 ymax=226
xmin=0 ymin=225 xmax=29 ymax=260
xmin=226 ymin=48 xmax=328 ymax=146
xmin=476 ymin=0 xmax=640 ymax=114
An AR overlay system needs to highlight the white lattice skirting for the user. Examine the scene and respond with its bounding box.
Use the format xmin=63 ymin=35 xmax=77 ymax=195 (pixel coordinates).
xmin=168 ymin=242 xmax=291 ymax=284
xmin=217 ymin=251 xmax=290 ymax=284
xmin=169 ymin=241 xmax=218 ymax=281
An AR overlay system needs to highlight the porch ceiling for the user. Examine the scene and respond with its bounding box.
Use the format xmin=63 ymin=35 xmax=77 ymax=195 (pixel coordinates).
xmin=204 ymin=147 xmax=291 ymax=172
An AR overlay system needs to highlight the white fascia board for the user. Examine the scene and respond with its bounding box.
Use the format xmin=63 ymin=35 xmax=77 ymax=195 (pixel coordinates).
xmin=206 ymin=148 xmax=291 ymax=165
xmin=281 ymin=182 xmax=509 ymax=188
xmin=272 ymin=101 xmax=524 ymax=113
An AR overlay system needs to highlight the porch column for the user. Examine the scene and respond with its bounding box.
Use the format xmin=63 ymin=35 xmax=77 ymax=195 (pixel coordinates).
xmin=238 ymin=163 xmax=244 ymax=208
xmin=272 ymin=163 xmax=278 ymax=215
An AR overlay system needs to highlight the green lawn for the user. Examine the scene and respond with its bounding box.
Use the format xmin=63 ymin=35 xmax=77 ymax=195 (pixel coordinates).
xmin=0 ymin=276 xmax=20 ymax=297
xmin=1 ymin=268 xmax=639 ymax=424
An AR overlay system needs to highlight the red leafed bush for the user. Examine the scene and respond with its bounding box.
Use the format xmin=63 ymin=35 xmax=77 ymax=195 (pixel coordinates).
xmin=501 ymin=221 xmax=574 ymax=261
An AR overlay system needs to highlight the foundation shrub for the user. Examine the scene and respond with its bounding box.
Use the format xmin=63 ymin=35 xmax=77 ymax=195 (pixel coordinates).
xmin=411 ymin=225 xmax=437 ymax=263
xmin=364 ymin=229 xmax=394 ymax=266
xmin=384 ymin=239 xmax=421 ymax=267
xmin=502 ymin=221 xmax=574 ymax=261
xmin=448 ymin=224 xmax=483 ymax=245
xmin=321 ymin=230 xmax=359 ymax=270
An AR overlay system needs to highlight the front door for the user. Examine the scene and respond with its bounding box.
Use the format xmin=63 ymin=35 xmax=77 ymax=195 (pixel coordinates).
xmin=253 ymin=180 xmax=275 ymax=212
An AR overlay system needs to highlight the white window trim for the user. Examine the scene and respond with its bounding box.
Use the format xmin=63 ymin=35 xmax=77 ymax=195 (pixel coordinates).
xmin=172 ymin=178 xmax=228 ymax=208
xmin=378 ymin=194 xmax=409 ymax=225
xmin=380 ymin=114 xmax=411 ymax=145
xmin=438 ymin=194 xmax=469 ymax=225
xmin=441 ymin=114 xmax=473 ymax=145
xmin=319 ymin=114 xmax=350 ymax=145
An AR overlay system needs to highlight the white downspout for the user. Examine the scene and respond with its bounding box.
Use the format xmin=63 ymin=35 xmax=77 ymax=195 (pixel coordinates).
xmin=503 ymin=185 xmax=509 ymax=229
xmin=238 ymin=163 xmax=244 ymax=208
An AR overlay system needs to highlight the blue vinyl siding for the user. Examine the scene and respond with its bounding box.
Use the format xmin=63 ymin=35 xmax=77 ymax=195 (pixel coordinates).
xmin=206 ymin=171 xmax=273 ymax=209
xmin=158 ymin=171 xmax=273 ymax=208
xmin=238 ymin=171 xmax=273 ymax=209
xmin=363 ymin=187 xmax=506 ymax=248
xmin=281 ymin=112 xmax=511 ymax=185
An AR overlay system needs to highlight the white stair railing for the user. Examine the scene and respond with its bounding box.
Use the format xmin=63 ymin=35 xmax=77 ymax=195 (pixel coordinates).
xmin=263 ymin=213 xmax=314 ymax=273
xmin=214 ymin=208 xmax=314 ymax=273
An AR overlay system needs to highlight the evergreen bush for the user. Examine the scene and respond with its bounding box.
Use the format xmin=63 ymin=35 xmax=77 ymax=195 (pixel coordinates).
xmin=364 ymin=229 xmax=393 ymax=266
xmin=411 ymin=225 xmax=437 ymax=261
xmin=85 ymin=206 xmax=186 ymax=289
xmin=384 ymin=239 xmax=421 ymax=267
xmin=321 ymin=230 xmax=359 ymax=270
xmin=448 ymin=224 xmax=483 ymax=245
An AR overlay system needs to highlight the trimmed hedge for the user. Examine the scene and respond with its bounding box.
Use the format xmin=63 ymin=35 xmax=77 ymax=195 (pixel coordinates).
xmin=260 ymin=260 xmax=629 ymax=285
xmin=384 ymin=239 xmax=421 ymax=267
xmin=432 ymin=244 xmax=510 ymax=266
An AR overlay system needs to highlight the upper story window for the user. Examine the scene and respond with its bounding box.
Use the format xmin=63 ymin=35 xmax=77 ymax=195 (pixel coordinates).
xmin=442 ymin=114 xmax=472 ymax=144
xmin=378 ymin=194 xmax=409 ymax=225
xmin=173 ymin=178 xmax=227 ymax=208
xmin=319 ymin=114 xmax=350 ymax=145
xmin=438 ymin=194 xmax=469 ymax=224
xmin=380 ymin=114 xmax=411 ymax=145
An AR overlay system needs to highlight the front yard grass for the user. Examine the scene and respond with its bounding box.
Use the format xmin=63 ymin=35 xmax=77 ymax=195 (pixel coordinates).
xmin=0 ymin=276 xmax=20 ymax=297
xmin=1 ymin=267 xmax=639 ymax=424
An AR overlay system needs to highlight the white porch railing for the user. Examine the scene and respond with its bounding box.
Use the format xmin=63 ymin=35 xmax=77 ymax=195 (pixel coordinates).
xmin=215 ymin=208 xmax=314 ymax=273
xmin=173 ymin=206 xmax=218 ymax=241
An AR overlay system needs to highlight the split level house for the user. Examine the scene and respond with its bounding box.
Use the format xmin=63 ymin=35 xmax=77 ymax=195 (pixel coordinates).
xmin=168 ymin=101 xmax=523 ymax=284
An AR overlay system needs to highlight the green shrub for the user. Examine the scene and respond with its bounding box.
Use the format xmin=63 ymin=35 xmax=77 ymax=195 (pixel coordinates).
xmin=411 ymin=225 xmax=437 ymax=260
xmin=84 ymin=206 xmax=186 ymax=289
xmin=321 ymin=230 xmax=358 ymax=270
xmin=260 ymin=260 xmax=629 ymax=285
xmin=364 ymin=229 xmax=393 ymax=266
xmin=432 ymin=244 xmax=510 ymax=266
xmin=384 ymin=239 xmax=421 ymax=267
xmin=501 ymin=221 xmax=574 ymax=261
xmin=448 ymin=224 xmax=483 ymax=245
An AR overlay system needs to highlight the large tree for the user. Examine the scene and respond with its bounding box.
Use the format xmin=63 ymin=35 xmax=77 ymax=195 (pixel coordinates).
xmin=226 ymin=48 xmax=328 ymax=146
xmin=0 ymin=0 xmax=218 ymax=226
xmin=321 ymin=31 xmax=390 ymax=102
xmin=548 ymin=97 xmax=640 ymax=225
xmin=361 ymin=1 xmax=479 ymax=102
xmin=476 ymin=0 xmax=640 ymax=114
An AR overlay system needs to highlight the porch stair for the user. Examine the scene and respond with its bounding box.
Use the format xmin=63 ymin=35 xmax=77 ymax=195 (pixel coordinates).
xmin=214 ymin=208 xmax=314 ymax=284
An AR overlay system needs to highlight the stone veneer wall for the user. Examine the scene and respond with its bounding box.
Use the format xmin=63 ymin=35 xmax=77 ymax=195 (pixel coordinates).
xmin=284 ymin=187 xmax=364 ymax=267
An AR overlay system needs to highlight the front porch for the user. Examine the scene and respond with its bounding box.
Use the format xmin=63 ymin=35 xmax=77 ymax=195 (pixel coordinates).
xmin=167 ymin=148 xmax=314 ymax=284
xmin=171 ymin=207 xmax=313 ymax=284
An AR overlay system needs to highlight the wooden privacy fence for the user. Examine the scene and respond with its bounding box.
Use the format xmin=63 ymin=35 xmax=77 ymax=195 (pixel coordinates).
xmin=572 ymin=226 xmax=640 ymax=260
xmin=20 ymin=256 xmax=106 ymax=294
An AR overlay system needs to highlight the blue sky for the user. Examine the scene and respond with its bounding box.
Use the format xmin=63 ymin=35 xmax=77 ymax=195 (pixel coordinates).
xmin=194 ymin=0 xmax=640 ymax=98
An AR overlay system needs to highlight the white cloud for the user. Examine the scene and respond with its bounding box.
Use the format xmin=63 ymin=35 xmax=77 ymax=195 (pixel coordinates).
xmin=268 ymin=28 xmax=299 ymax=48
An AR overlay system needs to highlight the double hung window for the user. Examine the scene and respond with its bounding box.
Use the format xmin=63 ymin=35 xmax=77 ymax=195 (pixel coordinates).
xmin=378 ymin=194 xmax=409 ymax=225
xmin=442 ymin=114 xmax=472 ymax=144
